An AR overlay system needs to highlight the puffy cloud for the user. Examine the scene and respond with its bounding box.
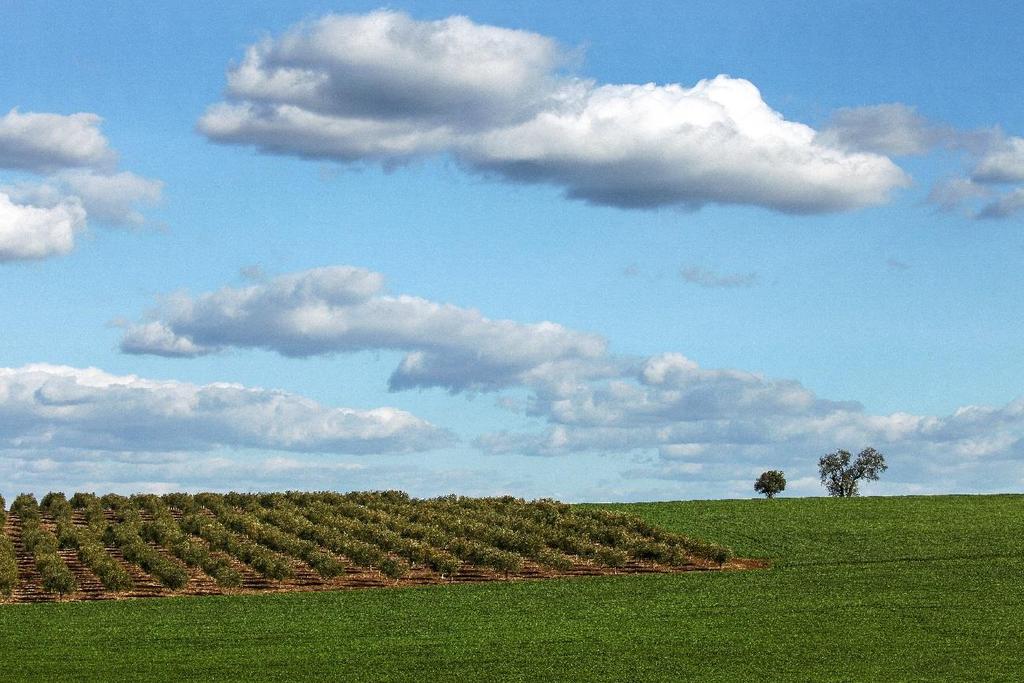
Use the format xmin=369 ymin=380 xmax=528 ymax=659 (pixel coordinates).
xmin=0 ymin=109 xmax=163 ymax=261
xmin=199 ymin=101 xmax=457 ymax=164
xmin=679 ymin=265 xmax=758 ymax=288
xmin=0 ymin=364 xmax=452 ymax=455
xmin=971 ymin=136 xmax=1024 ymax=184
xmin=223 ymin=11 xmax=565 ymax=128
xmin=0 ymin=108 xmax=116 ymax=173
xmin=465 ymin=77 xmax=908 ymax=213
xmin=120 ymin=266 xmax=607 ymax=392
xmin=118 ymin=264 xmax=1024 ymax=495
xmin=475 ymin=350 xmax=1024 ymax=497
xmin=4 ymin=171 xmax=162 ymax=229
xmin=199 ymin=10 xmax=565 ymax=163
xmin=0 ymin=190 xmax=85 ymax=262
xmin=817 ymin=103 xmax=945 ymax=156
xmin=200 ymin=11 xmax=908 ymax=214
xmin=118 ymin=322 xmax=210 ymax=358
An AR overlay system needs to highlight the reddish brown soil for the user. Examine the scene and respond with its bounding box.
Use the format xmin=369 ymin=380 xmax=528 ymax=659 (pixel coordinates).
xmin=0 ymin=511 xmax=766 ymax=605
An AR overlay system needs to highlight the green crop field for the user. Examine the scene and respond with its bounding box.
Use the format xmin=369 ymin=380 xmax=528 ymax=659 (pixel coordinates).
xmin=0 ymin=494 xmax=1021 ymax=681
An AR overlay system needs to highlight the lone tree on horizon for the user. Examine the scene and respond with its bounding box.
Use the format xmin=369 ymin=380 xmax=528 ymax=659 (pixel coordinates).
xmin=818 ymin=447 xmax=887 ymax=497
xmin=754 ymin=470 xmax=786 ymax=499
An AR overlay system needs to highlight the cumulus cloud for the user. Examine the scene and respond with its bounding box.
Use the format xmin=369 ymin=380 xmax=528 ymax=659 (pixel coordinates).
xmin=223 ymin=11 xmax=566 ymax=129
xmin=0 ymin=190 xmax=85 ymax=262
xmin=477 ymin=351 xmax=1024 ymax=492
xmin=117 ymin=263 xmax=1024 ymax=495
xmin=0 ymin=109 xmax=116 ymax=173
xmin=4 ymin=171 xmax=162 ymax=229
xmin=817 ymin=103 xmax=946 ymax=156
xmin=0 ymin=364 xmax=452 ymax=455
xmin=679 ymin=266 xmax=758 ymax=288
xmin=0 ymin=109 xmax=163 ymax=261
xmin=971 ymin=135 xmax=1024 ymax=184
xmin=199 ymin=11 xmax=908 ymax=214
xmin=120 ymin=266 xmax=607 ymax=392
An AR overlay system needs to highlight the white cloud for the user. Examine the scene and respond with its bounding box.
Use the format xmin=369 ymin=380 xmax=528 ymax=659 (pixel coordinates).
xmin=0 ymin=364 xmax=452 ymax=455
xmin=972 ymin=136 xmax=1024 ymax=184
xmin=116 ymin=264 xmax=1024 ymax=495
xmin=0 ymin=109 xmax=163 ymax=261
xmin=479 ymin=353 xmax=1024 ymax=489
xmin=0 ymin=108 xmax=116 ymax=173
xmin=478 ymin=360 xmax=1024 ymax=497
xmin=463 ymin=78 xmax=909 ymax=212
xmin=199 ymin=11 xmax=908 ymax=214
xmin=4 ymin=171 xmax=163 ymax=229
xmin=225 ymin=11 xmax=565 ymax=128
xmin=199 ymin=10 xmax=566 ymax=164
xmin=0 ymin=190 xmax=85 ymax=262
xmin=199 ymin=101 xmax=458 ymax=164
xmin=118 ymin=321 xmax=211 ymax=357
xmin=120 ymin=266 xmax=607 ymax=392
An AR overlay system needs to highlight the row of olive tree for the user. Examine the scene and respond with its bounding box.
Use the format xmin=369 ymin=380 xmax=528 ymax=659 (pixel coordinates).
xmin=754 ymin=447 xmax=888 ymax=499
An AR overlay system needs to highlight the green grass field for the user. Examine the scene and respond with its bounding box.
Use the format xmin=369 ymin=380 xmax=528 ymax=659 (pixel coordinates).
xmin=0 ymin=494 xmax=1021 ymax=681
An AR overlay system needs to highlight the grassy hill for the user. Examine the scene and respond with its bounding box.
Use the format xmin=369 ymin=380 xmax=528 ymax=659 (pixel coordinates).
xmin=0 ymin=494 xmax=1021 ymax=681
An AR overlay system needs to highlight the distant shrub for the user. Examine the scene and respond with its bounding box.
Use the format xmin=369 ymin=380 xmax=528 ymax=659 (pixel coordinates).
xmin=378 ymin=557 xmax=408 ymax=580
xmin=593 ymin=546 xmax=628 ymax=568
xmin=754 ymin=471 xmax=787 ymax=499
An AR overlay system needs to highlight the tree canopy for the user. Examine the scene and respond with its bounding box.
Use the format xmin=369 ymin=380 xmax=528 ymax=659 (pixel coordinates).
xmin=754 ymin=470 xmax=786 ymax=499
xmin=818 ymin=447 xmax=887 ymax=497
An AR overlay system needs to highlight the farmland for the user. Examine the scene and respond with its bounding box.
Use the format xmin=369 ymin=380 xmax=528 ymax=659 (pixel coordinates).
xmin=0 ymin=494 xmax=1021 ymax=680
xmin=0 ymin=491 xmax=732 ymax=603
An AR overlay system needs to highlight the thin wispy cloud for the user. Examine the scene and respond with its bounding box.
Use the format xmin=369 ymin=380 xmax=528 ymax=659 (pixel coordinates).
xmin=977 ymin=188 xmax=1024 ymax=220
xmin=679 ymin=266 xmax=758 ymax=288
xmin=817 ymin=103 xmax=949 ymax=157
xmin=817 ymin=103 xmax=1024 ymax=221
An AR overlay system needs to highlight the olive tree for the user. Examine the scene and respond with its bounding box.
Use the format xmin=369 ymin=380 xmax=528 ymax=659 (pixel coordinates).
xmin=818 ymin=447 xmax=887 ymax=497
xmin=754 ymin=470 xmax=786 ymax=499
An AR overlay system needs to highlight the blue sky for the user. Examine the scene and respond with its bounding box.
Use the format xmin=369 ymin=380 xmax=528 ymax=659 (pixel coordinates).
xmin=1 ymin=1 xmax=1022 ymax=501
